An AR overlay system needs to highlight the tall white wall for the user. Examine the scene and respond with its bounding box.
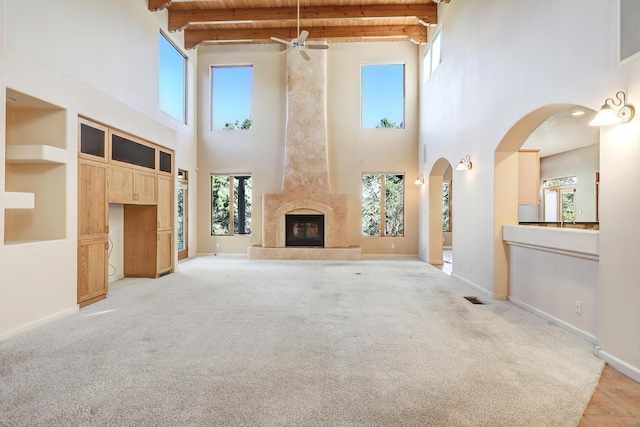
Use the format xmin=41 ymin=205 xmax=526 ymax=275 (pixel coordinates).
xmin=196 ymin=42 xmax=420 ymax=255
xmin=0 ymin=0 xmax=198 ymax=339
xmin=421 ymin=0 xmax=640 ymax=377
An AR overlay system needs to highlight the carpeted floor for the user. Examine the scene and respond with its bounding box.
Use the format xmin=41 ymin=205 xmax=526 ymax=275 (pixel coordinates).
xmin=0 ymin=255 xmax=603 ymax=426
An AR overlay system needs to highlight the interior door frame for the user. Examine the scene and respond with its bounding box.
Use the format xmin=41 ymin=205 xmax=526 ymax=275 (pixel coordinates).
xmin=177 ymin=170 xmax=188 ymax=260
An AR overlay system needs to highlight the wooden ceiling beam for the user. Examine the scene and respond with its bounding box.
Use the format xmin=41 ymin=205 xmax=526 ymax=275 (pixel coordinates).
xmin=184 ymin=25 xmax=427 ymax=49
xmin=170 ymin=4 xmax=437 ymax=32
xmin=148 ymin=0 xmax=172 ymax=12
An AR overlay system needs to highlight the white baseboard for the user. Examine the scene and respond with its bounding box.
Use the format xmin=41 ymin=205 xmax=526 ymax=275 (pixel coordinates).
xmin=508 ymin=296 xmax=599 ymax=345
xmin=0 ymin=306 xmax=78 ymax=342
xmin=451 ymin=273 xmax=493 ymax=299
xmin=595 ymin=347 xmax=640 ymax=383
xmin=108 ymin=274 xmax=125 ymax=284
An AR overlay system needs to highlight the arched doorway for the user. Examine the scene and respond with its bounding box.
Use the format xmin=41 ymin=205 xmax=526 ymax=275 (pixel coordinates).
xmin=429 ymin=158 xmax=453 ymax=272
xmin=493 ymin=103 xmax=598 ymax=298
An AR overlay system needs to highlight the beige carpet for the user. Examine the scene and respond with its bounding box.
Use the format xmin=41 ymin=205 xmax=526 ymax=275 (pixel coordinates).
xmin=0 ymin=255 xmax=603 ymax=426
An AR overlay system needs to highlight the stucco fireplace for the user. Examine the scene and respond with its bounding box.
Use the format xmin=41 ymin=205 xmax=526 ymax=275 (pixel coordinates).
xmin=247 ymin=46 xmax=361 ymax=260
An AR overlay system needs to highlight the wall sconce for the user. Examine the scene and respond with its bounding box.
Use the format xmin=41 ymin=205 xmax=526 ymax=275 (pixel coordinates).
xmin=456 ymin=155 xmax=472 ymax=171
xmin=414 ymin=174 xmax=425 ymax=185
xmin=589 ymin=91 xmax=635 ymax=126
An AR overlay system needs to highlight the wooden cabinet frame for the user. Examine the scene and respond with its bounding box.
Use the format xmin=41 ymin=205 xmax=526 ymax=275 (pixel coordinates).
xmin=77 ymin=117 xmax=175 ymax=307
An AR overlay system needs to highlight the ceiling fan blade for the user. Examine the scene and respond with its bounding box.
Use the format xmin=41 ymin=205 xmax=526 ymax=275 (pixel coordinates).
xmin=300 ymin=49 xmax=311 ymax=61
xmin=276 ymin=48 xmax=293 ymax=56
xmin=270 ymin=36 xmax=291 ymax=45
xmin=298 ymin=30 xmax=309 ymax=43
xmin=307 ymin=44 xmax=329 ymax=50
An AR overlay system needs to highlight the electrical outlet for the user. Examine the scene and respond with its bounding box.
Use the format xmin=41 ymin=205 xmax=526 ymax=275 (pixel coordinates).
xmin=391 ymin=244 xmax=395 ymax=249
xmin=468 ymin=264 xmax=472 ymax=273
xmin=575 ymin=301 xmax=582 ymax=314
xmin=216 ymin=243 xmax=220 ymax=248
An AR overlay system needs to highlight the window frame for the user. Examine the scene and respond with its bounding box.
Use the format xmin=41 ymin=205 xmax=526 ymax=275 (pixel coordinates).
xmin=361 ymin=173 xmax=405 ymax=237
xmin=158 ymin=32 xmax=187 ymax=123
xmin=210 ymin=65 xmax=254 ymax=131
xmin=211 ymin=173 xmax=253 ymax=236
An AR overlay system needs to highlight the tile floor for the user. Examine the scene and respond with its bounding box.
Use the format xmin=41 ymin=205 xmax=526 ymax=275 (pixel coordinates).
xmin=580 ymin=365 xmax=640 ymax=426
xmin=433 ymin=251 xmax=640 ymax=426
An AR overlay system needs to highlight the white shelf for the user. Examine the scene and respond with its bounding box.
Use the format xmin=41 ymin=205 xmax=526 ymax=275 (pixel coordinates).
xmin=6 ymin=145 xmax=67 ymax=164
xmin=3 ymin=191 xmax=35 ymax=209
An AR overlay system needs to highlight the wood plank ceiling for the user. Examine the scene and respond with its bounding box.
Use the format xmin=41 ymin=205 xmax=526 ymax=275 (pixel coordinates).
xmin=148 ymin=0 xmax=444 ymax=49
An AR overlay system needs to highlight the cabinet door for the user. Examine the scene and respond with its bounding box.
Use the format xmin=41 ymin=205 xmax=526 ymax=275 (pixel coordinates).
xmin=108 ymin=166 xmax=136 ymax=204
xmin=78 ymin=118 xmax=108 ymax=162
xmin=135 ymin=170 xmax=157 ymax=205
xmin=78 ymin=160 xmax=108 ymax=239
xmin=157 ymin=230 xmax=172 ymax=274
xmin=157 ymin=175 xmax=173 ymax=230
xmin=78 ymin=237 xmax=108 ymax=306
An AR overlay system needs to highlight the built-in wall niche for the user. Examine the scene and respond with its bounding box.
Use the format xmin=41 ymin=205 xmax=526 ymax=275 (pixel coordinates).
xmin=4 ymin=88 xmax=67 ymax=244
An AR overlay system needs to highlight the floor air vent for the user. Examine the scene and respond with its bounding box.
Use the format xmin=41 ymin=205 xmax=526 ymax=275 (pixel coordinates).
xmin=464 ymin=296 xmax=485 ymax=305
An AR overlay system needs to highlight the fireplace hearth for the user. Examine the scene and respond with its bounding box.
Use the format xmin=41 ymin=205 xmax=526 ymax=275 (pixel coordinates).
xmin=286 ymin=215 xmax=324 ymax=247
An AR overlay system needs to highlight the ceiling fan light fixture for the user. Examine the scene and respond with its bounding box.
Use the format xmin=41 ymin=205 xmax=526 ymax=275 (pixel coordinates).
xmin=270 ymin=0 xmax=328 ymax=62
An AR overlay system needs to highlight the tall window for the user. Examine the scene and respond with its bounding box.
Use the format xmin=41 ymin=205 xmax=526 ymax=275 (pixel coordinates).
xmin=159 ymin=33 xmax=187 ymax=123
xmin=423 ymin=28 xmax=441 ymax=84
xmin=443 ymin=181 xmax=451 ymax=232
xmin=211 ymin=174 xmax=252 ymax=235
xmin=362 ymin=174 xmax=405 ymax=236
xmin=361 ymin=64 xmax=405 ymax=129
xmin=211 ymin=66 xmax=253 ymax=131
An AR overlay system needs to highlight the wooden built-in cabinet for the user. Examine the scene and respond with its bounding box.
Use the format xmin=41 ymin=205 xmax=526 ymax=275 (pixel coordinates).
xmin=78 ymin=238 xmax=109 ymax=307
xmin=77 ymin=117 xmax=174 ymax=307
xmin=108 ymin=166 xmax=157 ymax=204
xmin=77 ymin=119 xmax=109 ymax=307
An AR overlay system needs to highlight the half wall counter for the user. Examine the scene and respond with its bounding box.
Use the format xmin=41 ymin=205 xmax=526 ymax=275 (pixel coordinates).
xmin=503 ymin=225 xmax=599 ymax=345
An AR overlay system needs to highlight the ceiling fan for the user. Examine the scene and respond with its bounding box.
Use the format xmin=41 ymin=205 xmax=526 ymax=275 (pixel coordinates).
xmin=270 ymin=0 xmax=328 ymax=61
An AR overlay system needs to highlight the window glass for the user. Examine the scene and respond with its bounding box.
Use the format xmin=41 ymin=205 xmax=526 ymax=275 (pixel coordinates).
xmin=211 ymin=174 xmax=252 ymax=235
xmin=423 ymin=46 xmax=432 ymax=84
xmin=159 ymin=33 xmax=186 ymax=123
xmin=431 ymin=31 xmax=442 ymax=75
xmin=361 ymin=64 xmax=405 ymax=129
xmin=443 ymin=181 xmax=451 ymax=232
xmin=362 ymin=174 xmax=382 ymax=236
xmin=423 ymin=28 xmax=441 ymax=84
xmin=211 ymin=66 xmax=253 ymax=130
xmin=362 ymin=174 xmax=404 ymax=236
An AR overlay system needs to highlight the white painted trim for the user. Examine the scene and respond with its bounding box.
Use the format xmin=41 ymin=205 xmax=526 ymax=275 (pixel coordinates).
xmin=504 ymin=241 xmax=599 ymax=261
xmin=108 ymin=273 xmax=125 ymax=284
xmin=596 ymin=347 xmax=640 ymax=383
xmin=509 ymin=296 xmax=599 ymax=345
xmin=0 ymin=306 xmax=78 ymax=342
xmin=451 ymin=273 xmax=493 ymax=299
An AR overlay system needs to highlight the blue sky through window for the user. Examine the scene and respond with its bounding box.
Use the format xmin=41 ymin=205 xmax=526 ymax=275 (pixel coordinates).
xmin=159 ymin=33 xmax=186 ymax=123
xmin=211 ymin=66 xmax=253 ymax=130
xmin=361 ymin=64 xmax=405 ymax=129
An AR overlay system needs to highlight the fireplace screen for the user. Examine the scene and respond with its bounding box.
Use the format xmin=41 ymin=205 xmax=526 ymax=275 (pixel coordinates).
xmin=286 ymin=215 xmax=324 ymax=247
